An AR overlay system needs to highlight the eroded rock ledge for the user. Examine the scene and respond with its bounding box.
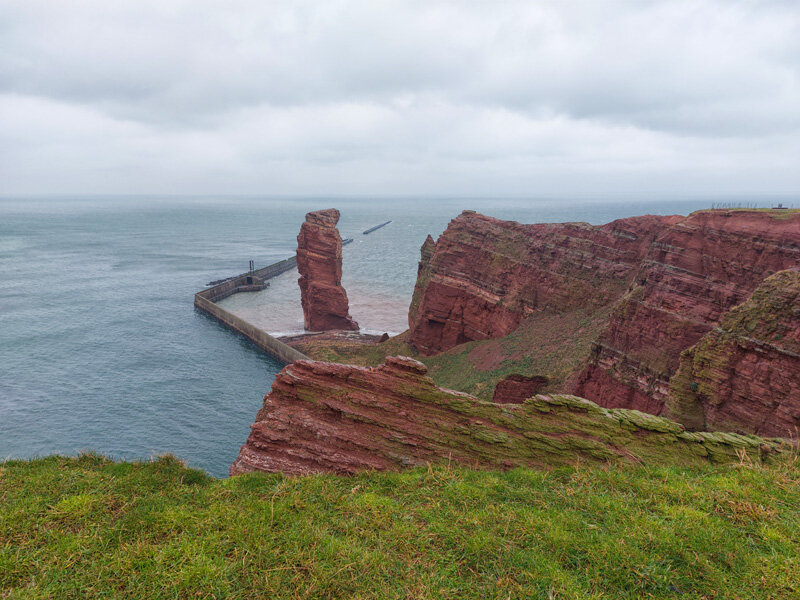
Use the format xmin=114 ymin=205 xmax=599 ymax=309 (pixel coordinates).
xmin=230 ymin=356 xmax=782 ymax=476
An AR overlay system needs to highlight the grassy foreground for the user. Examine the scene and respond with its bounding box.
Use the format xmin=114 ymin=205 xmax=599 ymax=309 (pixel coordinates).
xmin=2 ymin=455 xmax=798 ymax=599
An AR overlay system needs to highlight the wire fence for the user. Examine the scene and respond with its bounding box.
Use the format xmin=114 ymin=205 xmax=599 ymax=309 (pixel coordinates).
xmin=709 ymin=201 xmax=796 ymax=210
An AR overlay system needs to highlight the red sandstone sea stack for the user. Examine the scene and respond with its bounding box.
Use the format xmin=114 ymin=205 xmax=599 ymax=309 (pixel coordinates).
xmin=296 ymin=209 xmax=358 ymax=332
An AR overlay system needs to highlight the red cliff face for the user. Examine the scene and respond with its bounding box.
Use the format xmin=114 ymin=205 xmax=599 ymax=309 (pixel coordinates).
xmin=574 ymin=210 xmax=800 ymax=417
xmin=408 ymin=211 xmax=681 ymax=355
xmin=230 ymin=356 xmax=781 ymax=477
xmin=492 ymin=374 xmax=549 ymax=404
xmin=297 ymin=209 xmax=359 ymax=332
xmin=665 ymin=269 xmax=800 ymax=437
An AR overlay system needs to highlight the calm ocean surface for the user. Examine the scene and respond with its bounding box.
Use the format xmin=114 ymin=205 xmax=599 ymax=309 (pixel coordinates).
xmin=0 ymin=196 xmax=761 ymax=476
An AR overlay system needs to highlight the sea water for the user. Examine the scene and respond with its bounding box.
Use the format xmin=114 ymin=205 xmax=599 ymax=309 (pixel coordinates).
xmin=0 ymin=196 xmax=760 ymax=476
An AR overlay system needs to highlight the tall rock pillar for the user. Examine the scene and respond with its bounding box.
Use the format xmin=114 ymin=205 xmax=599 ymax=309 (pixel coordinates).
xmin=296 ymin=209 xmax=359 ymax=332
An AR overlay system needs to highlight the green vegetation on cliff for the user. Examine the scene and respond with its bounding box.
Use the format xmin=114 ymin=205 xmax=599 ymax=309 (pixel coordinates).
xmin=714 ymin=269 xmax=800 ymax=354
xmin=422 ymin=308 xmax=611 ymax=399
xmin=2 ymin=454 xmax=799 ymax=599
xmin=667 ymin=269 xmax=800 ymax=433
xmin=293 ymin=306 xmax=609 ymax=401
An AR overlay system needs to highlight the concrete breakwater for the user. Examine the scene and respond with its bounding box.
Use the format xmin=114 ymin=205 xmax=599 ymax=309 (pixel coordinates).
xmin=363 ymin=221 xmax=392 ymax=235
xmin=195 ymin=257 xmax=308 ymax=365
xmin=205 ymin=256 xmax=298 ymax=294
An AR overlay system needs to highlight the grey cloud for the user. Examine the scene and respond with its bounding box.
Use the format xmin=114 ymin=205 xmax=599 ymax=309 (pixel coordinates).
xmin=0 ymin=0 xmax=798 ymax=195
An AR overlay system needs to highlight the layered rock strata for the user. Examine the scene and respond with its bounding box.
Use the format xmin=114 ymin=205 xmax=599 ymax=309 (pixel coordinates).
xmin=230 ymin=356 xmax=782 ymax=476
xmin=297 ymin=209 xmax=359 ymax=332
xmin=408 ymin=211 xmax=681 ymax=355
xmin=492 ymin=374 xmax=549 ymax=404
xmin=575 ymin=210 xmax=800 ymax=416
xmin=666 ymin=269 xmax=800 ymax=437
xmin=406 ymin=208 xmax=799 ymax=434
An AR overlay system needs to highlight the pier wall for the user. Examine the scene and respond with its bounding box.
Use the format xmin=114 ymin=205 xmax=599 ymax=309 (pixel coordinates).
xmin=202 ymin=276 xmax=266 ymax=303
xmin=252 ymin=256 xmax=297 ymax=280
xmin=195 ymin=256 xmax=308 ymax=365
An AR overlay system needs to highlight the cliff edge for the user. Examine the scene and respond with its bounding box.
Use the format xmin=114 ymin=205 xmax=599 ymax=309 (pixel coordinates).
xmin=574 ymin=210 xmax=800 ymax=417
xmin=230 ymin=356 xmax=782 ymax=476
xmin=404 ymin=208 xmax=799 ymax=436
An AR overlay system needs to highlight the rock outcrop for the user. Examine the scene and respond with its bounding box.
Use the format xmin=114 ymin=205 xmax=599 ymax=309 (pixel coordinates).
xmin=406 ymin=208 xmax=799 ymax=435
xmin=574 ymin=210 xmax=800 ymax=417
xmin=492 ymin=374 xmax=549 ymax=404
xmin=297 ymin=209 xmax=359 ymax=332
xmin=408 ymin=211 xmax=681 ymax=355
xmin=230 ymin=356 xmax=782 ymax=476
xmin=666 ymin=269 xmax=800 ymax=437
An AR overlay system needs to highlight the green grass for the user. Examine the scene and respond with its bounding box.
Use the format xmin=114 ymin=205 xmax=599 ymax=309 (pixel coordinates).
xmin=2 ymin=454 xmax=799 ymax=599
xmin=423 ymin=308 xmax=611 ymax=399
xmin=295 ymin=308 xmax=609 ymax=401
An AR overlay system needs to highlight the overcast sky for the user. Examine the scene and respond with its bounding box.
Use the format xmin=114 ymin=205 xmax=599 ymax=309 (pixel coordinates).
xmin=1 ymin=0 xmax=798 ymax=197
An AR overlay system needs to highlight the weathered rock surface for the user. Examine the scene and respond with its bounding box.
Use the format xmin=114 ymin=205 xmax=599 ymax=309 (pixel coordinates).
xmin=230 ymin=356 xmax=782 ymax=476
xmin=574 ymin=210 xmax=800 ymax=416
xmin=492 ymin=374 xmax=549 ymax=404
xmin=297 ymin=209 xmax=359 ymax=332
xmin=666 ymin=269 xmax=800 ymax=437
xmin=405 ymin=208 xmax=799 ymax=435
xmin=408 ymin=211 xmax=681 ymax=355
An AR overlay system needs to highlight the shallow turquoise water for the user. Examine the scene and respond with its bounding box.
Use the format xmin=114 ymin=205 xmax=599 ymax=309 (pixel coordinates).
xmin=0 ymin=196 xmax=743 ymax=476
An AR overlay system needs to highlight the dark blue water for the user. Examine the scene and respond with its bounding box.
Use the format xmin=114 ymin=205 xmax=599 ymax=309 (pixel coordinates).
xmin=0 ymin=196 xmax=760 ymax=476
